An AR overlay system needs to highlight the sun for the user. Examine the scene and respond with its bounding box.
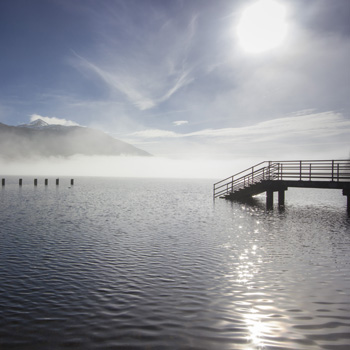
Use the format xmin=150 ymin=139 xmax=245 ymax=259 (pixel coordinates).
xmin=237 ymin=0 xmax=288 ymax=53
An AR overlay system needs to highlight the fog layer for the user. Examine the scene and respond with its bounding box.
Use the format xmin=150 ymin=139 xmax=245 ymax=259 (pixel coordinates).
xmin=0 ymin=155 xmax=259 ymax=180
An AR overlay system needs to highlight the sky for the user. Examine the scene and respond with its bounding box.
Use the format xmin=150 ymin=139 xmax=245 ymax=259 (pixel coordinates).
xmin=0 ymin=0 xmax=350 ymax=177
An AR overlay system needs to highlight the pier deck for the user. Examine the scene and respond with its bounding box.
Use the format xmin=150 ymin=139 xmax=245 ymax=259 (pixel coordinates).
xmin=213 ymin=160 xmax=350 ymax=210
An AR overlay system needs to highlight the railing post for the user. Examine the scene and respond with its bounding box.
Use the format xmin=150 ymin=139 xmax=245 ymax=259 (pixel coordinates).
xmin=331 ymin=160 xmax=334 ymax=181
xmin=252 ymin=167 xmax=254 ymax=183
xmin=268 ymin=161 xmax=271 ymax=180
xmin=280 ymin=163 xmax=283 ymax=180
xmin=231 ymin=176 xmax=234 ymax=192
xmin=337 ymin=163 xmax=340 ymax=181
xmin=300 ymin=161 xmax=302 ymax=180
xmin=309 ymin=164 xmax=312 ymax=181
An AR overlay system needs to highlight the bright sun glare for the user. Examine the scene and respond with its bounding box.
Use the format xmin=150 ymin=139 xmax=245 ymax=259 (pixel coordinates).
xmin=237 ymin=0 xmax=287 ymax=53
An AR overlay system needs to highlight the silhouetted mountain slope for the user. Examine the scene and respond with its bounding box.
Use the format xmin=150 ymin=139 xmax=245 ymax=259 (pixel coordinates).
xmin=0 ymin=121 xmax=151 ymax=159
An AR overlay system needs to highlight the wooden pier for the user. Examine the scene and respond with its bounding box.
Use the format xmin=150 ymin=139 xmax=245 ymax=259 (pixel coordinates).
xmin=213 ymin=160 xmax=350 ymax=211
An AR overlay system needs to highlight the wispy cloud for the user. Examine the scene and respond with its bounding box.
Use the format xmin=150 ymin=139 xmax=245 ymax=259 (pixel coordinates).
xmin=70 ymin=10 xmax=198 ymax=111
xmin=127 ymin=111 xmax=350 ymax=159
xmin=189 ymin=111 xmax=350 ymax=141
xmin=129 ymin=112 xmax=350 ymax=141
xmin=73 ymin=54 xmax=156 ymax=110
xmin=72 ymin=51 xmax=194 ymax=111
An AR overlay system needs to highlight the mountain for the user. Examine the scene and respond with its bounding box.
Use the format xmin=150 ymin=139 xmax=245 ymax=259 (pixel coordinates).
xmin=18 ymin=119 xmax=51 ymax=129
xmin=0 ymin=120 xmax=151 ymax=159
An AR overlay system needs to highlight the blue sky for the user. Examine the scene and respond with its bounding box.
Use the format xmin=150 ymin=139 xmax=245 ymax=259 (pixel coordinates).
xmin=1 ymin=0 xmax=350 ymax=164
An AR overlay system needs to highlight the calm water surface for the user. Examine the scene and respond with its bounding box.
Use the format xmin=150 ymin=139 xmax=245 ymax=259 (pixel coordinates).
xmin=0 ymin=177 xmax=349 ymax=349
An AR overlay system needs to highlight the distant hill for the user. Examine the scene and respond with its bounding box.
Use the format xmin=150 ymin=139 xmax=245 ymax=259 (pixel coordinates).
xmin=0 ymin=120 xmax=151 ymax=159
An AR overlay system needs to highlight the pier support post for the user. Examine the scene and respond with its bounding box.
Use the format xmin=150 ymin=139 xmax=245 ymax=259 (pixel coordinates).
xmin=266 ymin=190 xmax=273 ymax=210
xmin=343 ymin=189 xmax=350 ymax=214
xmin=45 ymin=179 xmax=48 ymax=186
xmin=19 ymin=179 xmax=22 ymax=186
xmin=56 ymin=179 xmax=59 ymax=186
xmin=278 ymin=190 xmax=285 ymax=207
xmin=34 ymin=179 xmax=38 ymax=186
xmin=2 ymin=178 xmax=5 ymax=186
xmin=71 ymin=179 xmax=74 ymax=186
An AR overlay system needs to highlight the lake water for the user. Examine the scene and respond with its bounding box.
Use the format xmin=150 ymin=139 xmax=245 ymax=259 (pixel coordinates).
xmin=1 ymin=177 xmax=349 ymax=350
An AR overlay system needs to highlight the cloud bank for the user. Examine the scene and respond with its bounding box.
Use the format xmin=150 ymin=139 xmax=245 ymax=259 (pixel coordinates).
xmin=127 ymin=111 xmax=350 ymax=159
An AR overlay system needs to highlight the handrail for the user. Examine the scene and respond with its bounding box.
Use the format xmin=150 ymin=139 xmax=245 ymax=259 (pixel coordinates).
xmin=213 ymin=159 xmax=350 ymax=199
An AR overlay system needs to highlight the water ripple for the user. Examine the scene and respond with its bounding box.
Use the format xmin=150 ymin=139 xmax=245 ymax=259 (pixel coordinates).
xmin=0 ymin=179 xmax=349 ymax=349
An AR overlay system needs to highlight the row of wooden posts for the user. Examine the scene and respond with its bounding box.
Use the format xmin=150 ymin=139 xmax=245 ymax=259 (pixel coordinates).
xmin=2 ymin=178 xmax=74 ymax=186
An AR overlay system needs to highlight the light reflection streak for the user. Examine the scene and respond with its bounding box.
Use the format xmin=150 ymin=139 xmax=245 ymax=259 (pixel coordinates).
xmin=223 ymin=233 xmax=287 ymax=349
xmin=233 ymin=244 xmax=273 ymax=349
xmin=245 ymin=308 xmax=268 ymax=349
xmin=235 ymin=252 xmax=287 ymax=350
xmin=236 ymin=251 xmax=268 ymax=349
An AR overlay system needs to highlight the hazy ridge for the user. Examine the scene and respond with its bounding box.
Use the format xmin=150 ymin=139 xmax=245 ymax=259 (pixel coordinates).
xmin=0 ymin=120 xmax=151 ymax=159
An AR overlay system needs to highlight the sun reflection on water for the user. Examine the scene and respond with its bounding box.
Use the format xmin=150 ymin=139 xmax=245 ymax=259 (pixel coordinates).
xmin=244 ymin=308 xmax=268 ymax=349
xmin=232 ymin=241 xmax=279 ymax=349
xmin=221 ymin=218 xmax=291 ymax=350
xmin=236 ymin=246 xmax=260 ymax=285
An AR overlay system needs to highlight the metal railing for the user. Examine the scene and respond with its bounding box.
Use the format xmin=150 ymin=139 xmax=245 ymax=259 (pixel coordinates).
xmin=213 ymin=159 xmax=350 ymax=199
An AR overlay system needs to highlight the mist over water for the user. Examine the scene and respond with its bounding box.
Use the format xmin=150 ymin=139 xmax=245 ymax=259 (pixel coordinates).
xmin=0 ymin=155 xmax=256 ymax=179
xmin=0 ymin=178 xmax=349 ymax=349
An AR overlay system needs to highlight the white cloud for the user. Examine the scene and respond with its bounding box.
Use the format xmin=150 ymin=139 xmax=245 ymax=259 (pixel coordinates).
xmin=173 ymin=120 xmax=189 ymax=126
xmin=30 ymin=114 xmax=79 ymax=126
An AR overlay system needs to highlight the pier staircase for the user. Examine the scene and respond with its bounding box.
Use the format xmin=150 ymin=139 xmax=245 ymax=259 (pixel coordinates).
xmin=213 ymin=160 xmax=350 ymax=210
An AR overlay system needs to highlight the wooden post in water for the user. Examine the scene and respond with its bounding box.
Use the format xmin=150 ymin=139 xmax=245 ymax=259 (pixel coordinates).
xmin=56 ymin=178 xmax=59 ymax=185
xmin=342 ymin=189 xmax=350 ymax=214
xmin=45 ymin=179 xmax=48 ymax=186
xmin=19 ymin=179 xmax=22 ymax=186
xmin=71 ymin=179 xmax=74 ymax=186
xmin=266 ymin=190 xmax=273 ymax=210
xmin=34 ymin=179 xmax=38 ymax=186
xmin=2 ymin=178 xmax=5 ymax=186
